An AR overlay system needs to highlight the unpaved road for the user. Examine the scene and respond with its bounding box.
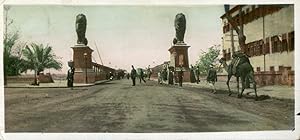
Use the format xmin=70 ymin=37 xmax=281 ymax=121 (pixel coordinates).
xmin=5 ymin=79 xmax=294 ymax=132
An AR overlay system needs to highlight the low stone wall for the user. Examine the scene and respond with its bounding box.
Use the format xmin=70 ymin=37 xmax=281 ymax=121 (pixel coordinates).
xmin=95 ymin=73 xmax=107 ymax=81
xmin=7 ymin=76 xmax=35 ymax=84
xmin=255 ymin=71 xmax=294 ymax=86
xmin=7 ymin=73 xmax=54 ymax=84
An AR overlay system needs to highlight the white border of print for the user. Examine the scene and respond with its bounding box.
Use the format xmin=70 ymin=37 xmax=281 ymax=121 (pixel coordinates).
xmin=0 ymin=0 xmax=298 ymax=140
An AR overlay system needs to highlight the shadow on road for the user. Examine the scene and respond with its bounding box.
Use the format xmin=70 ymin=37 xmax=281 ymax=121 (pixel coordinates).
xmin=244 ymin=95 xmax=271 ymax=101
xmin=98 ymin=82 xmax=116 ymax=85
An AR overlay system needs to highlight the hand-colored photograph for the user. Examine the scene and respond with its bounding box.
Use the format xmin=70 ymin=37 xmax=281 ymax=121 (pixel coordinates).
xmin=3 ymin=4 xmax=294 ymax=133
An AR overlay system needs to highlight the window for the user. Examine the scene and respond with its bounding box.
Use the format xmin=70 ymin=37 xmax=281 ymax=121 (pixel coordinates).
xmin=288 ymin=31 xmax=294 ymax=51
xmin=271 ymin=36 xmax=279 ymax=53
xmin=254 ymin=42 xmax=258 ymax=56
xmin=254 ymin=42 xmax=257 ymax=56
xmin=264 ymin=37 xmax=270 ymax=54
xmin=282 ymin=33 xmax=288 ymax=52
xmin=247 ymin=43 xmax=251 ymax=56
xmin=259 ymin=40 xmax=263 ymax=55
xmin=278 ymin=66 xmax=284 ymax=72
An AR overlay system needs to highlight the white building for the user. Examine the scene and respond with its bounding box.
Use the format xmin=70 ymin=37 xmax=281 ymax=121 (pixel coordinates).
xmin=220 ymin=5 xmax=294 ymax=85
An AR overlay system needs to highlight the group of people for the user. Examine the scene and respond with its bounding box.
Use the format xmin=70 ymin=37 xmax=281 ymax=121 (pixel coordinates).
xmin=130 ymin=65 xmax=149 ymax=86
xmin=190 ymin=65 xmax=200 ymax=84
xmin=129 ymin=64 xmax=218 ymax=94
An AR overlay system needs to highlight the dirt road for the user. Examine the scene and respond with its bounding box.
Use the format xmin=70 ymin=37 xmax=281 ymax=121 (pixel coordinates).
xmin=5 ymin=79 xmax=294 ymax=132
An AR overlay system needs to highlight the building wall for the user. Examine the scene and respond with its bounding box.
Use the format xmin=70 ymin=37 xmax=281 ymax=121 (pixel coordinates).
xmin=244 ymin=5 xmax=294 ymax=71
xmin=220 ymin=5 xmax=294 ymax=86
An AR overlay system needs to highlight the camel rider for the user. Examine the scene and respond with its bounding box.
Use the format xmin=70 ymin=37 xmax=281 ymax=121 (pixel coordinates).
xmin=231 ymin=51 xmax=250 ymax=75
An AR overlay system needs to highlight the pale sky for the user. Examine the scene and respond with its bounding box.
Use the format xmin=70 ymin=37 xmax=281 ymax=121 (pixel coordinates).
xmin=7 ymin=5 xmax=224 ymax=73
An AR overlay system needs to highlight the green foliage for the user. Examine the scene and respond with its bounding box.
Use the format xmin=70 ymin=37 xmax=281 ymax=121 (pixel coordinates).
xmin=22 ymin=43 xmax=63 ymax=75
xmin=3 ymin=31 xmax=25 ymax=76
xmin=22 ymin=43 xmax=62 ymax=85
xmin=196 ymin=45 xmax=221 ymax=75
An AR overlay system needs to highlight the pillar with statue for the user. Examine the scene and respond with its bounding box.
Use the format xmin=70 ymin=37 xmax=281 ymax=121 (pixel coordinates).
xmin=71 ymin=14 xmax=96 ymax=83
xmin=168 ymin=13 xmax=191 ymax=82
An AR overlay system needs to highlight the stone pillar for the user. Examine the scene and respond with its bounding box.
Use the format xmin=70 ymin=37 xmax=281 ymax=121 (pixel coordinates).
xmin=169 ymin=42 xmax=191 ymax=82
xmin=72 ymin=44 xmax=96 ymax=83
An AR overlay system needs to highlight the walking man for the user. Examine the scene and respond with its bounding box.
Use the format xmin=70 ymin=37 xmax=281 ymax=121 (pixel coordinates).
xmin=178 ymin=65 xmax=184 ymax=87
xmin=131 ymin=65 xmax=137 ymax=86
xmin=139 ymin=69 xmax=146 ymax=83
xmin=207 ymin=65 xmax=217 ymax=94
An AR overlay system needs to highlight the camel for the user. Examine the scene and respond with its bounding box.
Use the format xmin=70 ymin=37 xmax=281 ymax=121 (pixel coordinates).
xmin=219 ymin=57 xmax=258 ymax=100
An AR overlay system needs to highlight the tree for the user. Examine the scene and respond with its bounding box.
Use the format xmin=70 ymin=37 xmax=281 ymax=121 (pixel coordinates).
xmin=4 ymin=31 xmax=28 ymax=86
xmin=22 ymin=43 xmax=62 ymax=85
xmin=196 ymin=45 xmax=221 ymax=75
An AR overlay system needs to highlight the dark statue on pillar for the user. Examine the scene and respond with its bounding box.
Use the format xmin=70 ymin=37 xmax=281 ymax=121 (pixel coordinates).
xmin=67 ymin=61 xmax=75 ymax=87
xmin=174 ymin=13 xmax=186 ymax=44
xmin=169 ymin=13 xmax=190 ymax=82
xmin=76 ymin=14 xmax=88 ymax=45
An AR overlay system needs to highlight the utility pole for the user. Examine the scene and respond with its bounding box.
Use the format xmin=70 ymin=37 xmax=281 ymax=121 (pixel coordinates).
xmin=224 ymin=5 xmax=246 ymax=52
xmin=94 ymin=41 xmax=103 ymax=65
xmin=4 ymin=6 xmax=11 ymax=86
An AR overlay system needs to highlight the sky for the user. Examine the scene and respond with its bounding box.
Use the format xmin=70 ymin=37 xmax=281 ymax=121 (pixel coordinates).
xmin=6 ymin=5 xmax=224 ymax=73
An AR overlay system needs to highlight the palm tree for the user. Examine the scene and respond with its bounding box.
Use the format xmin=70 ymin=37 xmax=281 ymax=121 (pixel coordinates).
xmin=3 ymin=31 xmax=19 ymax=85
xmin=22 ymin=43 xmax=62 ymax=85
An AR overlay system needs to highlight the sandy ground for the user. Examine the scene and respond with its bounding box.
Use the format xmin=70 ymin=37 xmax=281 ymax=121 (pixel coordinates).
xmin=5 ymin=79 xmax=294 ymax=132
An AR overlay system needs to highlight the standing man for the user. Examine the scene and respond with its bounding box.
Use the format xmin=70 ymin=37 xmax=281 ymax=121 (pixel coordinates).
xmin=147 ymin=65 xmax=152 ymax=80
xmin=190 ymin=65 xmax=196 ymax=83
xmin=131 ymin=65 xmax=137 ymax=86
xmin=139 ymin=69 xmax=146 ymax=83
xmin=195 ymin=66 xmax=200 ymax=84
xmin=168 ymin=67 xmax=174 ymax=85
xmin=67 ymin=67 xmax=75 ymax=87
xmin=178 ymin=65 xmax=184 ymax=87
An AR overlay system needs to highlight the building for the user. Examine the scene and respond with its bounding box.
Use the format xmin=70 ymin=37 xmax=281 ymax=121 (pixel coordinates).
xmin=220 ymin=5 xmax=294 ymax=86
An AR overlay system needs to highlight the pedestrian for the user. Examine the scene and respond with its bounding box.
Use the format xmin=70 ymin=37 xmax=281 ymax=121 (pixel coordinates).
xmin=195 ymin=66 xmax=200 ymax=84
xmin=207 ymin=65 xmax=217 ymax=94
xmin=190 ymin=65 xmax=196 ymax=83
xmin=147 ymin=65 xmax=152 ymax=80
xmin=158 ymin=71 xmax=162 ymax=84
xmin=131 ymin=65 xmax=137 ymax=86
xmin=168 ymin=67 xmax=174 ymax=85
xmin=139 ymin=69 xmax=146 ymax=83
xmin=67 ymin=67 xmax=75 ymax=87
xmin=178 ymin=65 xmax=184 ymax=87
